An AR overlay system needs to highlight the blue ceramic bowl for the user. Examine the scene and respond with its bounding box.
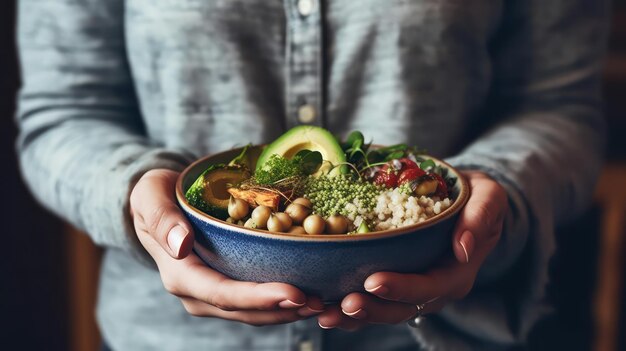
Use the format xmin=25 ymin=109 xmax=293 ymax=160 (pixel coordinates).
xmin=176 ymin=147 xmax=469 ymax=302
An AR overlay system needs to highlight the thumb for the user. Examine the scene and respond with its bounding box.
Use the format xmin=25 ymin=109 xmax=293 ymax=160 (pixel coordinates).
xmin=452 ymin=172 xmax=507 ymax=264
xmin=130 ymin=169 xmax=195 ymax=259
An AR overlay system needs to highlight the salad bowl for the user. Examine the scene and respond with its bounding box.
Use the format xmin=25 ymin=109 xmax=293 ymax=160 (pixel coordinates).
xmin=176 ymin=146 xmax=469 ymax=302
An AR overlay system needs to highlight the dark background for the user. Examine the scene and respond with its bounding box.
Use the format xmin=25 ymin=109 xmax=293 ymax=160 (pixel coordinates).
xmin=1 ymin=0 xmax=68 ymax=350
xmin=1 ymin=1 xmax=625 ymax=350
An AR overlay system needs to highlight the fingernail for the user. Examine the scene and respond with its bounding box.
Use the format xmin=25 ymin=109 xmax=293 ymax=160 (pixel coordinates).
xmin=167 ymin=225 xmax=188 ymax=257
xmin=279 ymin=299 xmax=306 ymax=309
xmin=342 ymin=308 xmax=367 ymax=319
xmin=297 ymin=306 xmax=324 ymax=317
xmin=364 ymin=283 xmax=388 ymax=295
xmin=318 ymin=321 xmax=333 ymax=329
xmin=459 ymin=230 xmax=473 ymax=263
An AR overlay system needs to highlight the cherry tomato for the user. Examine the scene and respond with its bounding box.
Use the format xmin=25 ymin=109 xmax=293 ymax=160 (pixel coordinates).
xmin=397 ymin=168 xmax=426 ymax=185
xmin=397 ymin=158 xmax=419 ymax=171
xmin=373 ymin=170 xmax=398 ymax=188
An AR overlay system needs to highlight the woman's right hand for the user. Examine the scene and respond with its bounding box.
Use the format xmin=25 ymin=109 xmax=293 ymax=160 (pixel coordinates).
xmin=129 ymin=169 xmax=324 ymax=325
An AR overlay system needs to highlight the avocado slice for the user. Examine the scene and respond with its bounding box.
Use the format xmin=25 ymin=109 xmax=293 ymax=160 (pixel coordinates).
xmin=185 ymin=165 xmax=248 ymax=219
xmin=256 ymin=126 xmax=346 ymax=176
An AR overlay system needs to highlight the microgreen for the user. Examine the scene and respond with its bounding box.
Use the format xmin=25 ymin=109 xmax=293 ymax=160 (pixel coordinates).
xmin=229 ymin=144 xmax=251 ymax=166
xmin=419 ymin=159 xmax=436 ymax=171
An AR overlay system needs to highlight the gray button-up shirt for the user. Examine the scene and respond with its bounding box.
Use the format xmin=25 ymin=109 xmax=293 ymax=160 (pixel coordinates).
xmin=16 ymin=0 xmax=609 ymax=350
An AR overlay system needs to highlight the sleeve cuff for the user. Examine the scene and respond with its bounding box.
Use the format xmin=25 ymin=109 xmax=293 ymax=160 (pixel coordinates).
xmin=80 ymin=145 xmax=195 ymax=266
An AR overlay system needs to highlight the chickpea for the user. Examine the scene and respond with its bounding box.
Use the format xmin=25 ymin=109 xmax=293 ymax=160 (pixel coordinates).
xmin=266 ymin=214 xmax=284 ymax=232
xmin=244 ymin=218 xmax=257 ymax=229
xmin=288 ymin=226 xmax=307 ymax=234
xmin=251 ymin=205 xmax=271 ymax=229
xmin=303 ymin=214 xmax=325 ymax=234
xmin=274 ymin=212 xmax=293 ymax=231
xmin=284 ymin=203 xmax=311 ymax=225
xmin=326 ymin=215 xmax=348 ymax=234
xmin=228 ymin=197 xmax=249 ymax=220
xmin=292 ymin=197 xmax=312 ymax=209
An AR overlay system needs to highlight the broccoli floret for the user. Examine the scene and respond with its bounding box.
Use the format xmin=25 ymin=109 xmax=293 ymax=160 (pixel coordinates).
xmin=254 ymin=154 xmax=303 ymax=185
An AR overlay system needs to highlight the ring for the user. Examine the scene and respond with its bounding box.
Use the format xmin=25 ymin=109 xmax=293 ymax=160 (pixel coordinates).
xmin=407 ymin=303 xmax=426 ymax=327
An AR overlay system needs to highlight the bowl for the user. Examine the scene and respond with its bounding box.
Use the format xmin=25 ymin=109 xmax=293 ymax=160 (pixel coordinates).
xmin=176 ymin=146 xmax=469 ymax=302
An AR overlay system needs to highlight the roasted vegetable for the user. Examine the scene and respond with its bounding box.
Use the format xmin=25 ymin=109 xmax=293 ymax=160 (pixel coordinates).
xmin=227 ymin=187 xmax=283 ymax=210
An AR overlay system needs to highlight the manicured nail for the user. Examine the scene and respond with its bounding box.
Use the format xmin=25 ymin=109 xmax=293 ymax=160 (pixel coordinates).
xmin=318 ymin=321 xmax=333 ymax=329
xmin=279 ymin=299 xmax=306 ymax=309
xmin=342 ymin=308 xmax=367 ymax=319
xmin=459 ymin=230 xmax=474 ymax=263
xmin=167 ymin=226 xmax=188 ymax=257
xmin=297 ymin=306 xmax=324 ymax=317
xmin=364 ymin=284 xmax=388 ymax=295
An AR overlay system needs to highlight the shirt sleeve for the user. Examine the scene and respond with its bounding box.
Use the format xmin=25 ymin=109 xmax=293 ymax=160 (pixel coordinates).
xmin=15 ymin=0 xmax=195 ymax=261
xmin=415 ymin=0 xmax=610 ymax=347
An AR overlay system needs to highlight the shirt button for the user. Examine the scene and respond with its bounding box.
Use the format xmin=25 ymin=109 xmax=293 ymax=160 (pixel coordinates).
xmin=298 ymin=104 xmax=317 ymax=123
xmin=297 ymin=0 xmax=315 ymax=16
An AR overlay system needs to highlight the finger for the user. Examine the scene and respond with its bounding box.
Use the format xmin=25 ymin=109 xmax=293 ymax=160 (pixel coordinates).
xmin=157 ymin=251 xmax=308 ymax=311
xmin=340 ymin=293 xmax=416 ymax=324
xmin=180 ymin=298 xmax=306 ymax=326
xmin=296 ymin=296 xmax=326 ymax=318
xmin=130 ymin=169 xmax=194 ymax=259
xmin=364 ymin=263 xmax=474 ymax=304
xmin=452 ymin=172 xmax=507 ymax=264
xmin=317 ymin=305 xmax=367 ymax=331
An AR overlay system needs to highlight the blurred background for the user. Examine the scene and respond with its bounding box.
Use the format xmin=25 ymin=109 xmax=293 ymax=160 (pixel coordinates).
xmin=1 ymin=1 xmax=625 ymax=351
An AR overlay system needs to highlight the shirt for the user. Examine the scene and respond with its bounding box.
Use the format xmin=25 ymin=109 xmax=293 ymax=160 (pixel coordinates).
xmin=16 ymin=0 xmax=609 ymax=350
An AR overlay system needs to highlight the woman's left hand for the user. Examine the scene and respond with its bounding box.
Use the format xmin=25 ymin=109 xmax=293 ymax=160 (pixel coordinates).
xmin=317 ymin=171 xmax=508 ymax=330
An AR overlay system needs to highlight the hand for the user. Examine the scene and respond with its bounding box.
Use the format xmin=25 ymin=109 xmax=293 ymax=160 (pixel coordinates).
xmin=130 ymin=169 xmax=324 ymax=326
xmin=317 ymin=171 xmax=507 ymax=330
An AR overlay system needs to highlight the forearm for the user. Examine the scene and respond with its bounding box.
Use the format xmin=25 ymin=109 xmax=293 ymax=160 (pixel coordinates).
xmin=422 ymin=0 xmax=610 ymax=344
xmin=18 ymin=120 xmax=192 ymax=248
xmin=16 ymin=0 xmax=194 ymax=256
xmin=447 ymin=107 xmax=605 ymax=282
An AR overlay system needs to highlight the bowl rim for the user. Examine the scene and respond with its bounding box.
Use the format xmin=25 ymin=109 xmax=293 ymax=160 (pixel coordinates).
xmin=176 ymin=146 xmax=470 ymax=242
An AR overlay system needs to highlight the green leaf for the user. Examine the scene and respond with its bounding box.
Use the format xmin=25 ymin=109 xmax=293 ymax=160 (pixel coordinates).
xmin=349 ymin=147 xmax=364 ymax=159
xmin=384 ymin=151 xmax=405 ymax=161
xmin=228 ymin=144 xmax=251 ymax=167
xmin=420 ymin=159 xmax=436 ymax=171
xmin=377 ymin=144 xmax=407 ymax=153
xmin=346 ymin=131 xmax=364 ymax=148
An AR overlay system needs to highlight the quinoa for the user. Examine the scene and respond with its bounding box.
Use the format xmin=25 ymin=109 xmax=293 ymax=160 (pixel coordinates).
xmin=304 ymin=175 xmax=453 ymax=233
xmin=372 ymin=188 xmax=452 ymax=231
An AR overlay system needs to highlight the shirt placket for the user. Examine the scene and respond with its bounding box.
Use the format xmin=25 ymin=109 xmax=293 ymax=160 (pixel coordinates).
xmin=283 ymin=1 xmax=324 ymax=350
xmin=284 ymin=0 xmax=324 ymax=128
